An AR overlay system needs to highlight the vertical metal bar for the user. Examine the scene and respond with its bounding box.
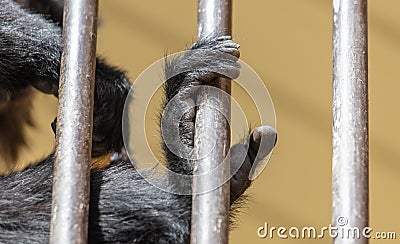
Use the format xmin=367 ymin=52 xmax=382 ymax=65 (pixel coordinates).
xmin=332 ymin=0 xmax=369 ymax=243
xmin=191 ymin=0 xmax=232 ymax=243
xmin=50 ymin=0 xmax=98 ymax=243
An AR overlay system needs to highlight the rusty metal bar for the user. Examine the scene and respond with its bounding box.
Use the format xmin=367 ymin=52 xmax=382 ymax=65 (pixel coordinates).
xmin=332 ymin=0 xmax=369 ymax=243
xmin=50 ymin=0 xmax=98 ymax=243
xmin=191 ymin=0 xmax=232 ymax=243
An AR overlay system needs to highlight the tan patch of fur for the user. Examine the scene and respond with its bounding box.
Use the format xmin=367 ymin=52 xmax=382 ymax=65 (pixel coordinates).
xmin=90 ymin=153 xmax=112 ymax=171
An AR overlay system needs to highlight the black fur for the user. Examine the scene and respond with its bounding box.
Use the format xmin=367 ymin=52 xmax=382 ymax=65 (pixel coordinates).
xmin=1 ymin=154 xmax=192 ymax=243
xmin=0 ymin=0 xmax=276 ymax=243
xmin=0 ymin=0 xmax=129 ymax=158
xmin=15 ymin=0 xmax=64 ymax=24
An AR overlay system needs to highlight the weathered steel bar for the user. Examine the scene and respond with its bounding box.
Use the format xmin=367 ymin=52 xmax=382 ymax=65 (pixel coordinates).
xmin=191 ymin=0 xmax=232 ymax=243
xmin=50 ymin=0 xmax=98 ymax=243
xmin=332 ymin=0 xmax=369 ymax=243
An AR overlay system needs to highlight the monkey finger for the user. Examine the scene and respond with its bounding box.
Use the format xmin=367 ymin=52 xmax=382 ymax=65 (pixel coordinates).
xmin=249 ymin=126 xmax=277 ymax=180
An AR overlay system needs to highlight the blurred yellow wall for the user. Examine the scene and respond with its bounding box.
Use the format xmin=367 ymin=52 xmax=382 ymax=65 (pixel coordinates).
xmin=9 ymin=0 xmax=400 ymax=243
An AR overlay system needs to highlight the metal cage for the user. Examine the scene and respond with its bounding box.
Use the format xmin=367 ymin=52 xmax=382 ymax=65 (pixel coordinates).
xmin=50 ymin=0 xmax=369 ymax=243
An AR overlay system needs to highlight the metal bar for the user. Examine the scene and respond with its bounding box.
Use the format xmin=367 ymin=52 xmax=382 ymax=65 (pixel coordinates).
xmin=191 ymin=0 xmax=232 ymax=243
xmin=50 ymin=0 xmax=98 ymax=243
xmin=332 ymin=0 xmax=369 ymax=243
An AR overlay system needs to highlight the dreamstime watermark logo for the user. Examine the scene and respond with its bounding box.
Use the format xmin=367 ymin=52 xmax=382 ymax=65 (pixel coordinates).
xmin=257 ymin=217 xmax=397 ymax=240
xmin=121 ymin=48 xmax=276 ymax=195
xmin=336 ymin=216 xmax=348 ymax=226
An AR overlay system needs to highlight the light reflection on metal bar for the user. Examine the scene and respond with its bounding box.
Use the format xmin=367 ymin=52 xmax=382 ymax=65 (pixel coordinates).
xmin=50 ymin=0 xmax=98 ymax=243
xmin=191 ymin=0 xmax=232 ymax=243
xmin=332 ymin=0 xmax=369 ymax=243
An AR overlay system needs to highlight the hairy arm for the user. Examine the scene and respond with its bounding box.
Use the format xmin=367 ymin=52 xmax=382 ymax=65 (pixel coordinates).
xmin=0 ymin=0 xmax=130 ymax=157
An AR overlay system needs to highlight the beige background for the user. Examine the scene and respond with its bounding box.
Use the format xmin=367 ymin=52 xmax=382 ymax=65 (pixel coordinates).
xmin=7 ymin=0 xmax=400 ymax=243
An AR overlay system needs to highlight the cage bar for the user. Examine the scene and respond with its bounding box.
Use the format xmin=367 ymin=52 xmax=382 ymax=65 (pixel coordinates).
xmin=191 ymin=0 xmax=232 ymax=243
xmin=332 ymin=0 xmax=369 ymax=243
xmin=49 ymin=0 xmax=98 ymax=243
